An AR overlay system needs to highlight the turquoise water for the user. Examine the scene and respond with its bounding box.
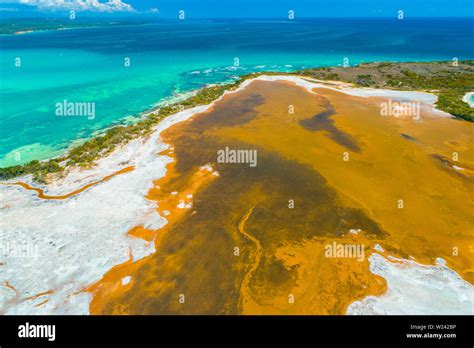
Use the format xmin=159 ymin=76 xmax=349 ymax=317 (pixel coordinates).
xmin=1 ymin=18 xmax=473 ymax=167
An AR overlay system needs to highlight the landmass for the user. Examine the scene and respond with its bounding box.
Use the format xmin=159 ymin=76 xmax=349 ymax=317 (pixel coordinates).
xmin=0 ymin=18 xmax=151 ymax=35
xmin=0 ymin=62 xmax=473 ymax=315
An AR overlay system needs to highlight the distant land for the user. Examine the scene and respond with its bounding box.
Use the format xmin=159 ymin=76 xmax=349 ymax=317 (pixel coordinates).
xmin=0 ymin=18 xmax=151 ymax=35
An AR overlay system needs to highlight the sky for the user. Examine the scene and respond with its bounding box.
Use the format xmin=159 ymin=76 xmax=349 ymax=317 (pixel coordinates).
xmin=0 ymin=0 xmax=473 ymax=18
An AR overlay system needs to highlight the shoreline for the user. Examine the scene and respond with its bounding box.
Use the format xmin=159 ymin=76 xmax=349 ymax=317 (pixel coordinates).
xmin=0 ymin=75 xmax=259 ymax=190
xmin=0 ymin=70 xmax=454 ymax=179
xmin=2 ymin=58 xmax=473 ymax=177
xmin=462 ymin=91 xmax=474 ymax=107
xmin=2 ymin=73 xmax=453 ymax=196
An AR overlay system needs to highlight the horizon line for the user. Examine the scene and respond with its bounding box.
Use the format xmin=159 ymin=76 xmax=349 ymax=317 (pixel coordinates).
xmin=2 ymin=15 xmax=474 ymax=19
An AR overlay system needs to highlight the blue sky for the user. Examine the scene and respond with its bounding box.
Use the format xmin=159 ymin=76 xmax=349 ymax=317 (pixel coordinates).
xmin=0 ymin=0 xmax=473 ymax=18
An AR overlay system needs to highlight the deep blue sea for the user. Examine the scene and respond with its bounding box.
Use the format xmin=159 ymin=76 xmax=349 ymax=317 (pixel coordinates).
xmin=1 ymin=18 xmax=473 ymax=166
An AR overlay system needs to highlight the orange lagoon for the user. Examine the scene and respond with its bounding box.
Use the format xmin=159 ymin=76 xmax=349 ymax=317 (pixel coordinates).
xmin=88 ymin=79 xmax=473 ymax=314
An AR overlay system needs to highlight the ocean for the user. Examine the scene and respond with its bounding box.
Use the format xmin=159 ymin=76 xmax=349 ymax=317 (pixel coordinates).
xmin=1 ymin=17 xmax=473 ymax=167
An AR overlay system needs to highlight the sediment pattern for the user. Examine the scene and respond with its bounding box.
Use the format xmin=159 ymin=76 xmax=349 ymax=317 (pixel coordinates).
xmin=89 ymin=80 xmax=473 ymax=314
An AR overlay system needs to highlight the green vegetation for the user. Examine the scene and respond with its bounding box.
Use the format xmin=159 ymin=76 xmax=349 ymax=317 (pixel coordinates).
xmin=1 ymin=61 xmax=473 ymax=182
xmin=437 ymin=92 xmax=473 ymax=121
xmin=355 ymin=74 xmax=374 ymax=86
xmin=383 ymin=68 xmax=474 ymax=122
xmin=376 ymin=62 xmax=394 ymax=68
xmin=0 ymin=160 xmax=62 ymax=183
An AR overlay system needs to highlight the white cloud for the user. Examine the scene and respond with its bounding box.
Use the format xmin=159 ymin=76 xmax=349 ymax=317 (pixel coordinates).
xmin=19 ymin=0 xmax=135 ymax=13
xmin=149 ymin=8 xmax=159 ymax=14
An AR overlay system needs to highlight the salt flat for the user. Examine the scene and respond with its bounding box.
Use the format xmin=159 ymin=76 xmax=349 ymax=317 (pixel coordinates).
xmin=0 ymin=75 xmax=471 ymax=314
